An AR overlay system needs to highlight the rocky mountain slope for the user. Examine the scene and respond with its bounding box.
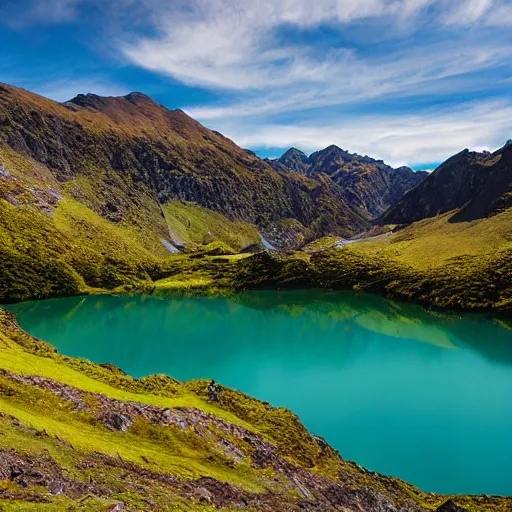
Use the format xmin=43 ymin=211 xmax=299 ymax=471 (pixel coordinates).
xmin=268 ymin=146 xmax=428 ymax=218
xmin=0 ymin=309 xmax=510 ymax=512
xmin=1 ymin=81 xmax=511 ymax=512
xmin=0 ymin=82 xmax=367 ymax=251
xmin=381 ymin=142 xmax=512 ymax=225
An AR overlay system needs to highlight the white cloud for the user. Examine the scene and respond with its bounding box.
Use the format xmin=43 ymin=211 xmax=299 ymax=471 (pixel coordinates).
xmin=441 ymin=0 xmax=493 ymax=25
xmin=185 ymin=41 xmax=511 ymax=120
xmin=486 ymin=3 xmax=512 ymax=25
xmin=122 ymin=0 xmax=407 ymax=90
xmin=120 ymin=0 xmax=512 ymax=91
xmin=117 ymin=0 xmax=512 ymax=136
xmin=208 ymin=99 xmax=512 ymax=167
xmin=9 ymin=0 xmax=512 ymax=168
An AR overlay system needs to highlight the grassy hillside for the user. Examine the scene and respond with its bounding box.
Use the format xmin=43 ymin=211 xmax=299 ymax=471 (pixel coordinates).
xmin=162 ymin=200 xmax=261 ymax=252
xmin=0 ymin=82 xmax=368 ymax=248
xmin=319 ymin=210 xmax=512 ymax=312
xmin=228 ymin=209 xmax=512 ymax=314
xmin=352 ymin=210 xmax=512 ymax=268
xmin=0 ymin=142 xmax=259 ymax=303
xmin=0 ymin=310 xmax=510 ymax=511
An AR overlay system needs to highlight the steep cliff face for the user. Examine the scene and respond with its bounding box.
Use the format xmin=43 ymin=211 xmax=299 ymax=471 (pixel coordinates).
xmin=268 ymin=145 xmax=427 ymax=218
xmin=0 ymin=83 xmax=368 ymax=247
xmin=381 ymin=144 xmax=512 ymax=225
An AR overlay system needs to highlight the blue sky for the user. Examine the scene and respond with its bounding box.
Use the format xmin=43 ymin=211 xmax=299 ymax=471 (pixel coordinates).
xmin=1 ymin=0 xmax=512 ymax=169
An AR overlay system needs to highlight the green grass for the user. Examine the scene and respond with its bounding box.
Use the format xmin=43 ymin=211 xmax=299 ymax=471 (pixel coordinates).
xmin=1 ymin=308 xmax=511 ymax=510
xmin=302 ymin=236 xmax=342 ymax=251
xmin=162 ymin=200 xmax=261 ymax=252
xmin=0 ymin=328 xmax=254 ymax=431
xmin=350 ymin=209 xmax=512 ymax=269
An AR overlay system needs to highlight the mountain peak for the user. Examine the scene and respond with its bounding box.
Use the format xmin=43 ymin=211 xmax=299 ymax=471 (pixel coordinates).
xmin=67 ymin=91 xmax=157 ymax=111
xmin=281 ymin=147 xmax=307 ymax=158
xmin=123 ymin=91 xmax=155 ymax=105
xmin=66 ymin=92 xmax=112 ymax=110
xmin=275 ymin=147 xmax=310 ymax=173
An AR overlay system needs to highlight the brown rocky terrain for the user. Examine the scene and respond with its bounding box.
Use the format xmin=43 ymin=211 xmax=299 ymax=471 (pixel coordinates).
xmin=381 ymin=142 xmax=512 ymax=225
xmin=268 ymin=145 xmax=428 ymax=218
xmin=0 ymin=83 xmax=368 ymax=248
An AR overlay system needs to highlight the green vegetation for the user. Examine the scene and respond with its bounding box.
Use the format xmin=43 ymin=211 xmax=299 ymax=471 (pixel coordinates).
xmin=1 ymin=310 xmax=511 ymax=511
xmin=302 ymin=235 xmax=342 ymax=251
xmin=1 ymin=79 xmax=512 ymax=511
xmin=353 ymin=210 xmax=512 ymax=268
xmin=162 ymin=200 xmax=261 ymax=252
xmin=2 ymin=177 xmax=511 ymax=313
xmin=226 ymin=210 xmax=512 ymax=314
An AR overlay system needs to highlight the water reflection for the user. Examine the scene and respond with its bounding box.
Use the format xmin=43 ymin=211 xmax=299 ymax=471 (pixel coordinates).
xmin=5 ymin=291 xmax=512 ymax=495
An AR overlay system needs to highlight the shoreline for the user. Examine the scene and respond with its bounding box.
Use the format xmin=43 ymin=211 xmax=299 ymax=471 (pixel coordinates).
xmin=3 ymin=273 xmax=511 ymax=321
xmin=0 ymin=309 xmax=511 ymax=509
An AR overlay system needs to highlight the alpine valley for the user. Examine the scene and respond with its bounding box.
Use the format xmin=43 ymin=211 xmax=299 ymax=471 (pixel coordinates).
xmin=1 ymin=83 xmax=511 ymax=512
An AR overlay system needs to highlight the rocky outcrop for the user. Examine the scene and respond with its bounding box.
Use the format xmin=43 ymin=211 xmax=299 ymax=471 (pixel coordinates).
xmin=436 ymin=500 xmax=469 ymax=512
xmin=0 ymin=83 xmax=368 ymax=247
xmin=381 ymin=142 xmax=512 ymax=225
xmin=269 ymin=144 xmax=427 ymax=218
xmin=267 ymin=147 xmax=310 ymax=174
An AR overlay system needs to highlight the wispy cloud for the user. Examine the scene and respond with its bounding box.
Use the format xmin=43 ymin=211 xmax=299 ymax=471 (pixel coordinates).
xmin=118 ymin=0 xmax=512 ymax=161
xmin=5 ymin=0 xmax=512 ymax=167
xmin=1 ymin=0 xmax=93 ymax=26
xmin=210 ymin=99 xmax=512 ymax=167
xmin=121 ymin=0 xmax=512 ymax=91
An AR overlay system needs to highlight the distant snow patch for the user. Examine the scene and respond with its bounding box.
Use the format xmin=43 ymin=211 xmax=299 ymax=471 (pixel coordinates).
xmin=261 ymin=236 xmax=276 ymax=251
xmin=0 ymin=167 xmax=13 ymax=179
xmin=160 ymin=239 xmax=180 ymax=253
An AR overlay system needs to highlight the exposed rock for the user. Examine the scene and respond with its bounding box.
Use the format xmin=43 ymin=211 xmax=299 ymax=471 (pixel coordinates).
xmin=0 ymin=448 xmax=110 ymax=499
xmin=270 ymin=147 xmax=310 ymax=174
xmin=436 ymin=500 xmax=469 ymax=512
xmin=0 ymin=370 xmax=431 ymax=511
xmin=0 ymin=82 xmax=369 ymax=248
xmin=269 ymin=145 xmax=427 ymax=218
xmin=104 ymin=413 xmax=133 ymax=432
xmin=381 ymin=143 xmax=512 ymax=224
xmin=0 ymin=166 xmax=14 ymax=179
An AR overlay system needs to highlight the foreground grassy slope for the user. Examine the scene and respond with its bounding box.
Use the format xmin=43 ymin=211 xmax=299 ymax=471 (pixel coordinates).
xmin=0 ymin=310 xmax=510 ymax=512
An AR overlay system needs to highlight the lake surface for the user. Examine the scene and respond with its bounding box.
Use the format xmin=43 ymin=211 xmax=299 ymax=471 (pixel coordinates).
xmin=6 ymin=291 xmax=512 ymax=496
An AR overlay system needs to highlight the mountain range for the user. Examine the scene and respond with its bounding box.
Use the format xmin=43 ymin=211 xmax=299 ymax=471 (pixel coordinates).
xmin=0 ymin=83 xmax=430 ymax=252
xmin=0 ymin=81 xmax=511 ymax=512
xmin=382 ymin=141 xmax=512 ymax=224
xmin=0 ymin=81 xmax=511 ymax=313
xmin=0 ymin=83 xmax=365 ymax=250
xmin=267 ymin=146 xmax=428 ymax=218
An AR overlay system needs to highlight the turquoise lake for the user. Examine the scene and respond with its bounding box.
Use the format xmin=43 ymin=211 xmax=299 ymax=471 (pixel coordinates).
xmin=6 ymin=291 xmax=512 ymax=496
